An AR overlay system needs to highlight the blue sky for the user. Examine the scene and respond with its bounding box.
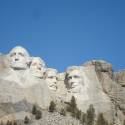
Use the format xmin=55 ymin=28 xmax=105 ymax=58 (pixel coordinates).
xmin=0 ymin=0 xmax=125 ymax=72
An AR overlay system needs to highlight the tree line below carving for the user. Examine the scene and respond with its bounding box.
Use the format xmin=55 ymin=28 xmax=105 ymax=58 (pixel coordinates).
xmin=0 ymin=96 xmax=124 ymax=125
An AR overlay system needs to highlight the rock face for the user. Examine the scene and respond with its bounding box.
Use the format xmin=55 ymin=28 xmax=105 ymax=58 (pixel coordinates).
xmin=83 ymin=60 xmax=125 ymax=124
xmin=0 ymin=47 xmax=51 ymax=110
xmin=0 ymin=46 xmax=125 ymax=125
xmin=83 ymin=60 xmax=114 ymax=94
xmin=64 ymin=65 xmax=115 ymax=123
xmin=44 ymin=68 xmax=58 ymax=92
xmin=114 ymin=70 xmax=125 ymax=87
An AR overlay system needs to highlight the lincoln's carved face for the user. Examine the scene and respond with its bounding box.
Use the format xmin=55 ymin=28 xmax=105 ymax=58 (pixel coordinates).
xmin=45 ymin=69 xmax=58 ymax=91
xmin=30 ymin=57 xmax=45 ymax=78
xmin=66 ymin=68 xmax=83 ymax=93
xmin=9 ymin=46 xmax=29 ymax=70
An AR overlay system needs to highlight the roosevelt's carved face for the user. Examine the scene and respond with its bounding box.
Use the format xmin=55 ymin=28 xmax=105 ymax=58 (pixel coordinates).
xmin=67 ymin=69 xmax=83 ymax=93
xmin=45 ymin=69 xmax=57 ymax=91
xmin=30 ymin=57 xmax=45 ymax=78
xmin=9 ymin=46 xmax=29 ymax=70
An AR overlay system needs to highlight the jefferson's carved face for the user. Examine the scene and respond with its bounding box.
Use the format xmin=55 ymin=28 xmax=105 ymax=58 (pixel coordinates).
xmin=30 ymin=57 xmax=45 ymax=70
xmin=67 ymin=69 xmax=83 ymax=93
xmin=30 ymin=57 xmax=45 ymax=78
xmin=9 ymin=46 xmax=29 ymax=70
xmin=45 ymin=69 xmax=57 ymax=91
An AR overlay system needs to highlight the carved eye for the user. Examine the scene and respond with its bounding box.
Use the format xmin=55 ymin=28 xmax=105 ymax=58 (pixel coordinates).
xmin=19 ymin=52 xmax=24 ymax=57
xmin=68 ymin=76 xmax=72 ymax=80
xmin=10 ymin=52 xmax=16 ymax=57
xmin=48 ymin=76 xmax=54 ymax=79
xmin=48 ymin=76 xmax=57 ymax=79
xmin=74 ymin=75 xmax=80 ymax=78
xmin=39 ymin=63 xmax=42 ymax=66
xmin=32 ymin=62 xmax=37 ymax=66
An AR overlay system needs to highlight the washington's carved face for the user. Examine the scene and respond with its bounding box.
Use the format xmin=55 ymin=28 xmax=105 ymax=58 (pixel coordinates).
xmin=9 ymin=46 xmax=29 ymax=70
xmin=67 ymin=70 xmax=83 ymax=93
xmin=45 ymin=69 xmax=57 ymax=91
xmin=30 ymin=57 xmax=45 ymax=78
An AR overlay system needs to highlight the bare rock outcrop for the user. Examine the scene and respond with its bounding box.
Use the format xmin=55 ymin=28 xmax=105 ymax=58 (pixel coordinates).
xmin=0 ymin=46 xmax=125 ymax=125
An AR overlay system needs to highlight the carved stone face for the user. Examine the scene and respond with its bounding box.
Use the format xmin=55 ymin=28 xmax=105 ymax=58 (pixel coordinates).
xmin=9 ymin=46 xmax=29 ymax=70
xmin=45 ymin=69 xmax=58 ymax=91
xmin=30 ymin=57 xmax=45 ymax=78
xmin=67 ymin=69 xmax=83 ymax=93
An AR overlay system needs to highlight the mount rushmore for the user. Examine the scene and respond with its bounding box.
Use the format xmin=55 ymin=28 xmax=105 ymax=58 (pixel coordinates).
xmin=0 ymin=46 xmax=125 ymax=125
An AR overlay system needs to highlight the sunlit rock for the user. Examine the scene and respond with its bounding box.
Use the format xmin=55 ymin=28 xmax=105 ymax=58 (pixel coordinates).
xmin=29 ymin=57 xmax=46 ymax=79
xmin=44 ymin=68 xmax=58 ymax=92
xmin=65 ymin=65 xmax=115 ymax=123
xmin=9 ymin=46 xmax=30 ymax=70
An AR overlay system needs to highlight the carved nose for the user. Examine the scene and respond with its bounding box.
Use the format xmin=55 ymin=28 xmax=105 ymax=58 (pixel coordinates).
xmin=53 ymin=82 xmax=56 ymax=84
xmin=15 ymin=54 xmax=19 ymax=61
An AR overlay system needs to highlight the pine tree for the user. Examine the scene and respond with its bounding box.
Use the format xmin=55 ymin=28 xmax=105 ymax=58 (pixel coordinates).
xmin=71 ymin=96 xmax=77 ymax=117
xmin=66 ymin=96 xmax=83 ymax=118
xmin=60 ymin=108 xmax=66 ymax=116
xmin=13 ymin=121 xmax=17 ymax=125
xmin=0 ymin=121 xmax=4 ymax=125
xmin=66 ymin=102 xmax=71 ymax=112
xmin=123 ymin=120 xmax=125 ymax=125
xmin=71 ymin=96 xmax=77 ymax=107
xmin=49 ymin=101 xmax=56 ymax=112
xmin=32 ymin=105 xmax=37 ymax=115
xmin=70 ymin=96 xmax=77 ymax=112
xmin=86 ymin=104 xmax=95 ymax=125
xmin=76 ymin=109 xmax=81 ymax=120
xmin=109 ymin=123 xmax=113 ymax=125
xmin=6 ymin=120 xmax=12 ymax=125
xmin=24 ymin=116 xmax=30 ymax=124
xmin=96 ymin=113 xmax=108 ymax=125
xmin=35 ymin=110 xmax=42 ymax=120
xmin=81 ymin=112 xmax=87 ymax=125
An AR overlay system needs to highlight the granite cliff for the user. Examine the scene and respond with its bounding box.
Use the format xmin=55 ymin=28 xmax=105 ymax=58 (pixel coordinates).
xmin=0 ymin=46 xmax=125 ymax=125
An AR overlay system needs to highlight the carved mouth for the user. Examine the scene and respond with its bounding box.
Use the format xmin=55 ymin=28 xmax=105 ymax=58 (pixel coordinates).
xmin=50 ymin=84 xmax=56 ymax=87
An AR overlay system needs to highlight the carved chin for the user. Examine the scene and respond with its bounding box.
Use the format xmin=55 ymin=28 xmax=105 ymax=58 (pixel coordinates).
xmin=48 ymin=85 xmax=57 ymax=91
xmin=49 ymin=87 xmax=57 ymax=91
xmin=10 ymin=62 xmax=27 ymax=70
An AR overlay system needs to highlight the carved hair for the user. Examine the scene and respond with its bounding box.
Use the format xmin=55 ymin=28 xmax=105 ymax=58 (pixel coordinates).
xmin=44 ymin=68 xmax=58 ymax=79
xmin=9 ymin=46 xmax=30 ymax=57
xmin=30 ymin=57 xmax=46 ymax=67
xmin=66 ymin=66 xmax=84 ymax=75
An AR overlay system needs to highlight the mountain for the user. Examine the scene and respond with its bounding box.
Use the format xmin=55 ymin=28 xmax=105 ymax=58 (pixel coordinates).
xmin=0 ymin=46 xmax=125 ymax=125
